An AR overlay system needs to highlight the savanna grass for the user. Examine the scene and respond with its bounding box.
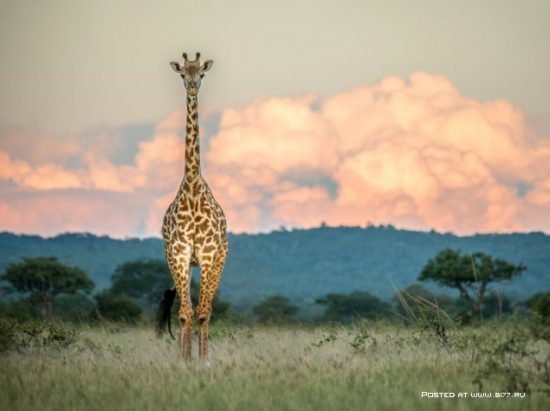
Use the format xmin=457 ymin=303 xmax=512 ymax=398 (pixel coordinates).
xmin=0 ymin=321 xmax=548 ymax=411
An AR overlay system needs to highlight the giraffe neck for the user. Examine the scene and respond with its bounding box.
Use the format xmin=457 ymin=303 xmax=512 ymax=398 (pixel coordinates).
xmin=184 ymin=93 xmax=201 ymax=181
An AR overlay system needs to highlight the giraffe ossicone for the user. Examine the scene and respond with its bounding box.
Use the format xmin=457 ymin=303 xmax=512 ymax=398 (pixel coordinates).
xmin=157 ymin=51 xmax=228 ymax=363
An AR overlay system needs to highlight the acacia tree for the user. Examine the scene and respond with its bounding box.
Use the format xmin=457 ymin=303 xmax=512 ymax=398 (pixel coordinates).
xmin=1 ymin=257 xmax=94 ymax=316
xmin=419 ymin=248 xmax=525 ymax=320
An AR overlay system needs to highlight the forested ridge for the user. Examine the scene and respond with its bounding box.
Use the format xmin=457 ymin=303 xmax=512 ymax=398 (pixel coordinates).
xmin=1 ymin=226 xmax=548 ymax=309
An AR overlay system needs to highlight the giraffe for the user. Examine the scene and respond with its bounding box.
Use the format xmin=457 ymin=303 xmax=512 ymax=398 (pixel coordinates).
xmin=157 ymin=52 xmax=228 ymax=362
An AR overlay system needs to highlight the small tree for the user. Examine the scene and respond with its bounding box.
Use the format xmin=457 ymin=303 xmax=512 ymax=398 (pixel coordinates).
xmin=111 ymin=259 xmax=171 ymax=309
xmin=1 ymin=257 xmax=94 ymax=316
xmin=252 ymin=295 xmax=298 ymax=323
xmin=419 ymin=249 xmax=525 ymax=321
xmin=316 ymin=291 xmax=392 ymax=323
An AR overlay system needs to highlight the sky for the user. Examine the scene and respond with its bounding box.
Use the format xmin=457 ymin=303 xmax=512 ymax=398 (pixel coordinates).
xmin=0 ymin=0 xmax=549 ymax=237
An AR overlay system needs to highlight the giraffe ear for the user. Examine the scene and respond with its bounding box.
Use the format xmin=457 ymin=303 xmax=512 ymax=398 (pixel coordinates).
xmin=201 ymin=60 xmax=214 ymax=72
xmin=170 ymin=62 xmax=182 ymax=73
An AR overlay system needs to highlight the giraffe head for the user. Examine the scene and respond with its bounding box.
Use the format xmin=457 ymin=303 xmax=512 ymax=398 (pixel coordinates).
xmin=170 ymin=52 xmax=214 ymax=97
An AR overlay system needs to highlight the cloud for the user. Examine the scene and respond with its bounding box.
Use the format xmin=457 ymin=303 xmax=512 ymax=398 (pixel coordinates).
xmin=204 ymin=72 xmax=550 ymax=235
xmin=0 ymin=149 xmax=82 ymax=190
xmin=0 ymin=190 xmax=151 ymax=237
xmin=1 ymin=72 xmax=549 ymax=236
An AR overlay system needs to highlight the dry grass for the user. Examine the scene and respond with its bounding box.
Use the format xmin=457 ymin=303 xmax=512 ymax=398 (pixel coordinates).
xmin=0 ymin=322 xmax=548 ymax=410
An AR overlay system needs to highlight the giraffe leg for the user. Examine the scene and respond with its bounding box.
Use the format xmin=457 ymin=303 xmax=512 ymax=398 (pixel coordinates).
xmin=178 ymin=271 xmax=193 ymax=362
xmin=166 ymin=241 xmax=194 ymax=362
xmin=197 ymin=243 xmax=228 ymax=362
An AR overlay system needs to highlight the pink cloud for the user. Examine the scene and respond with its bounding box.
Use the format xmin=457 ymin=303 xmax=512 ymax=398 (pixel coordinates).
xmin=0 ymin=192 xmax=149 ymax=237
xmin=205 ymin=72 xmax=550 ymax=235
xmin=0 ymin=150 xmax=82 ymax=190
xmin=1 ymin=72 xmax=549 ymax=236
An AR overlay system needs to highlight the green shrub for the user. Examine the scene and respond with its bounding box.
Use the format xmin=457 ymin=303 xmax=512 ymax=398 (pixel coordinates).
xmin=315 ymin=291 xmax=392 ymax=323
xmin=531 ymin=293 xmax=550 ymax=325
xmin=53 ymin=294 xmax=95 ymax=323
xmin=0 ymin=298 xmax=39 ymax=321
xmin=0 ymin=318 xmax=17 ymax=352
xmin=530 ymin=292 xmax=550 ymax=342
xmin=0 ymin=319 xmax=77 ymax=352
xmin=252 ymin=295 xmax=298 ymax=324
xmin=92 ymin=291 xmax=143 ymax=323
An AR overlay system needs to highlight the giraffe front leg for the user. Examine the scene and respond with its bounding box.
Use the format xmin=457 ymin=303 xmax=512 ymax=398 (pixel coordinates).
xmin=197 ymin=244 xmax=228 ymax=362
xmin=176 ymin=264 xmax=193 ymax=362
xmin=168 ymin=241 xmax=194 ymax=363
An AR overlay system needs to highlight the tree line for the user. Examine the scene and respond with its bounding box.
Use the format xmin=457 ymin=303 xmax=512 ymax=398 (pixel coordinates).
xmin=0 ymin=257 xmax=230 ymax=324
xmin=0 ymin=249 xmax=548 ymax=326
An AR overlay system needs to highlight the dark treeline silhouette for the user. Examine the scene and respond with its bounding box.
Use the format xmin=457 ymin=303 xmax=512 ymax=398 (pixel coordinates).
xmin=0 ymin=257 xmax=232 ymax=324
xmin=1 ymin=227 xmax=549 ymax=312
xmin=250 ymin=286 xmax=545 ymax=325
xmin=1 ymin=236 xmax=548 ymax=326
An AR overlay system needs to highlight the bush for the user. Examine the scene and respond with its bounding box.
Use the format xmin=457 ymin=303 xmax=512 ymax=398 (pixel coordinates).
xmin=0 ymin=299 xmax=39 ymax=322
xmin=252 ymin=295 xmax=298 ymax=324
xmin=0 ymin=318 xmax=16 ymax=352
xmin=92 ymin=291 xmax=143 ymax=323
xmin=52 ymin=294 xmax=95 ymax=323
xmin=316 ymin=291 xmax=392 ymax=323
xmin=529 ymin=292 xmax=550 ymax=342
xmin=0 ymin=318 xmax=78 ymax=352
xmin=532 ymin=293 xmax=550 ymax=323
xmin=0 ymin=294 xmax=96 ymax=323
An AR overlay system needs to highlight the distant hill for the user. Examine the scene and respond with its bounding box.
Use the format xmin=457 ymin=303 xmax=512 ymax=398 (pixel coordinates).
xmin=1 ymin=227 xmax=548 ymax=310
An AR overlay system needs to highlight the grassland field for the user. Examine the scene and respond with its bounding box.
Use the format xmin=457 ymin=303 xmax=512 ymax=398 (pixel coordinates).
xmin=1 ymin=321 xmax=549 ymax=411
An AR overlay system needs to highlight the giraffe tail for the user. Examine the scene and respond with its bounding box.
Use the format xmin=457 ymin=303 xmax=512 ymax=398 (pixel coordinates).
xmin=156 ymin=286 xmax=176 ymax=339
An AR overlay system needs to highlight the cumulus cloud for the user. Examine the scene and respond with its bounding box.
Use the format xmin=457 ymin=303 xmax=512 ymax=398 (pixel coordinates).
xmin=1 ymin=72 xmax=549 ymax=236
xmin=0 ymin=191 xmax=151 ymax=237
xmin=0 ymin=150 xmax=82 ymax=190
xmin=205 ymin=72 xmax=550 ymax=235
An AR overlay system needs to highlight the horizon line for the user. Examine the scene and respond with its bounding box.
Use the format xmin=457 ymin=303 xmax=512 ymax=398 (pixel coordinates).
xmin=1 ymin=224 xmax=548 ymax=241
